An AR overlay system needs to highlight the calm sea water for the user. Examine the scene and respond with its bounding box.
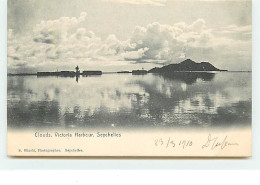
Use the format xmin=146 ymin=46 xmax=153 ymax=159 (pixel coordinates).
xmin=7 ymin=72 xmax=251 ymax=129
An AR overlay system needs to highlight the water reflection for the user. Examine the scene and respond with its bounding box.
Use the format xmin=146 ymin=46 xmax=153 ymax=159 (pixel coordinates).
xmin=158 ymin=72 xmax=215 ymax=84
xmin=7 ymin=72 xmax=251 ymax=129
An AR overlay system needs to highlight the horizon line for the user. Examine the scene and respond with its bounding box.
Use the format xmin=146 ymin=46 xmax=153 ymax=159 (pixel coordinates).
xmin=8 ymin=70 xmax=254 ymax=76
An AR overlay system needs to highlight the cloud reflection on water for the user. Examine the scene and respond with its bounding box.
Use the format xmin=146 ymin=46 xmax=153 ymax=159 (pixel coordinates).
xmin=7 ymin=72 xmax=251 ymax=129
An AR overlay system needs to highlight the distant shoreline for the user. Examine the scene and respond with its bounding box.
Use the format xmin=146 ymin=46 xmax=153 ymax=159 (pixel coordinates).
xmin=7 ymin=59 xmax=253 ymax=76
xmin=7 ymin=70 xmax=253 ymax=76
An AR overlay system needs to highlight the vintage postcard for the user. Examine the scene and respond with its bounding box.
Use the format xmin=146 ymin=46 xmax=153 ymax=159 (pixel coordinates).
xmin=7 ymin=0 xmax=252 ymax=157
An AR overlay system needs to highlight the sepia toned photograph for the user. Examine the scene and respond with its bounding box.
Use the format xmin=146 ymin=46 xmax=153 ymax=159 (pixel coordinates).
xmin=7 ymin=0 xmax=252 ymax=157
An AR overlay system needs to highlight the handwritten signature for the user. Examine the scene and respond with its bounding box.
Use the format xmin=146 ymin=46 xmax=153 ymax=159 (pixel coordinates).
xmin=202 ymin=134 xmax=239 ymax=150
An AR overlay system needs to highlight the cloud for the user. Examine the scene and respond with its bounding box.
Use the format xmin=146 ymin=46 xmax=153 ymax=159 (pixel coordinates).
xmin=125 ymin=20 xmax=212 ymax=62
xmin=121 ymin=47 xmax=149 ymax=60
xmin=123 ymin=20 xmax=251 ymax=70
xmin=214 ymin=24 xmax=252 ymax=41
xmin=7 ymin=12 xmax=251 ymax=73
xmin=33 ymin=12 xmax=87 ymax=44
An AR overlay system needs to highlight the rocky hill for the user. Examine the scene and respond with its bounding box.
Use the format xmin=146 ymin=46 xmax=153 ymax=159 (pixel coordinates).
xmin=148 ymin=59 xmax=224 ymax=73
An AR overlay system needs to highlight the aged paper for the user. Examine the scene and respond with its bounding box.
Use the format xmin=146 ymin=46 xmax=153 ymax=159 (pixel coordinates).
xmin=7 ymin=0 xmax=252 ymax=157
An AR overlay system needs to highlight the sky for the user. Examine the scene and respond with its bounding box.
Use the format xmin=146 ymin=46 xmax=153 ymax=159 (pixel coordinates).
xmin=7 ymin=0 xmax=252 ymax=73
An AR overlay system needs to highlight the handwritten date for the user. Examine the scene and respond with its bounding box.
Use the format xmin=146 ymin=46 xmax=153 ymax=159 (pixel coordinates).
xmin=155 ymin=137 xmax=193 ymax=149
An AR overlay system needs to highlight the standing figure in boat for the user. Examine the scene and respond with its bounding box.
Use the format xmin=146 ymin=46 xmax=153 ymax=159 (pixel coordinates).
xmin=75 ymin=65 xmax=80 ymax=83
xmin=75 ymin=65 xmax=80 ymax=76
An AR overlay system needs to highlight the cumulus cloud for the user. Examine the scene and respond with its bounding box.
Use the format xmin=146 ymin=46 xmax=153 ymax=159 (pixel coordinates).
xmin=121 ymin=47 xmax=149 ymax=60
xmin=125 ymin=20 xmax=213 ymax=62
xmin=33 ymin=12 xmax=87 ymax=44
xmin=7 ymin=12 xmax=251 ymax=73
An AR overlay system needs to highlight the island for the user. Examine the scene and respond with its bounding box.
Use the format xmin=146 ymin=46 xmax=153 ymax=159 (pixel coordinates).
xmin=132 ymin=70 xmax=148 ymax=75
xmin=148 ymin=59 xmax=227 ymax=73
